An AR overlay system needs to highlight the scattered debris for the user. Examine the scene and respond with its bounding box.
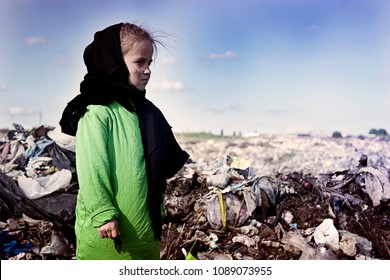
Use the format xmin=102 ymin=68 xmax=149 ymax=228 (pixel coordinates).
xmin=0 ymin=124 xmax=76 ymax=260
xmin=161 ymin=135 xmax=390 ymax=260
xmin=1 ymin=125 xmax=390 ymax=260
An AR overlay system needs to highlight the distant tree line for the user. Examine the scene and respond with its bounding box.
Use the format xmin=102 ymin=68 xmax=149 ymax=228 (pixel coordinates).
xmin=332 ymin=131 xmax=343 ymax=138
xmin=369 ymin=128 xmax=388 ymax=136
xmin=331 ymin=128 xmax=388 ymax=138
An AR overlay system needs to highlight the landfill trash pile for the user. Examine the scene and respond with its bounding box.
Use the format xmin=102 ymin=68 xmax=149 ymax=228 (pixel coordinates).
xmin=1 ymin=125 xmax=390 ymax=260
xmin=179 ymin=134 xmax=390 ymax=176
xmin=161 ymin=134 xmax=390 ymax=260
xmin=0 ymin=124 xmax=77 ymax=260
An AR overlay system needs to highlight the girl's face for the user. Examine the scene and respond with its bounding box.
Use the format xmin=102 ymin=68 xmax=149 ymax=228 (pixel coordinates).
xmin=123 ymin=40 xmax=153 ymax=91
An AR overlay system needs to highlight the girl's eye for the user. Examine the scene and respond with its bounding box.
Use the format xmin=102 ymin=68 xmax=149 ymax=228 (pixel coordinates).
xmin=134 ymin=59 xmax=152 ymax=66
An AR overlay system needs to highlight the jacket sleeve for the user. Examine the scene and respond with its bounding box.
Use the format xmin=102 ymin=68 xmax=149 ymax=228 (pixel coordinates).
xmin=75 ymin=108 xmax=118 ymax=228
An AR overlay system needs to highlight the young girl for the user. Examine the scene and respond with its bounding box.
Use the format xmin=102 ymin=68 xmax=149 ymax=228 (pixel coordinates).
xmin=59 ymin=23 xmax=189 ymax=260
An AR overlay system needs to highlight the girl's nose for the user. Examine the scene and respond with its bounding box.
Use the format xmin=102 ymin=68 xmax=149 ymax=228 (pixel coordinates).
xmin=144 ymin=65 xmax=151 ymax=74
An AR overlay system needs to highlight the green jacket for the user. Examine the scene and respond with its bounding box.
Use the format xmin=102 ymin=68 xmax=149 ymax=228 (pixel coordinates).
xmin=75 ymin=101 xmax=159 ymax=259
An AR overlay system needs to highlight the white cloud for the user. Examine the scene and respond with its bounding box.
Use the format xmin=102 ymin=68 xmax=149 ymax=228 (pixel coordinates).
xmin=151 ymin=80 xmax=184 ymax=91
xmin=24 ymin=36 xmax=48 ymax=45
xmin=0 ymin=84 xmax=7 ymax=91
xmin=207 ymin=50 xmax=237 ymax=60
xmin=9 ymin=107 xmax=36 ymax=115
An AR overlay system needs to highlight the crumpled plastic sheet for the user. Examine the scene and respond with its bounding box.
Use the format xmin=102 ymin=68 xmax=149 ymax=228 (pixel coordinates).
xmin=206 ymin=192 xmax=250 ymax=230
xmin=0 ymin=159 xmax=76 ymax=239
xmin=338 ymin=230 xmax=373 ymax=256
xmin=49 ymin=143 xmax=76 ymax=174
xmin=283 ymin=231 xmax=338 ymax=260
xmin=356 ymin=166 xmax=390 ymax=206
xmin=205 ymin=176 xmax=278 ymax=230
xmin=46 ymin=126 xmax=76 ymax=153
xmin=17 ymin=169 xmax=72 ymax=200
xmin=0 ymin=142 xmax=10 ymax=164
xmin=282 ymin=222 xmax=374 ymax=260
xmin=0 ymin=232 xmax=33 ymax=259
xmin=313 ymin=218 xmax=339 ymax=250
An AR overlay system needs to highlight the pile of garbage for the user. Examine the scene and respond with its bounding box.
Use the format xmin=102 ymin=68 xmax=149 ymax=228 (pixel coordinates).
xmin=1 ymin=125 xmax=390 ymax=260
xmin=0 ymin=124 xmax=77 ymax=259
xmin=161 ymin=135 xmax=390 ymax=260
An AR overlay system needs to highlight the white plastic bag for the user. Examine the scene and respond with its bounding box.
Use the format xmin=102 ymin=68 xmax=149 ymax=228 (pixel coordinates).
xmin=313 ymin=218 xmax=339 ymax=250
xmin=17 ymin=169 xmax=72 ymax=199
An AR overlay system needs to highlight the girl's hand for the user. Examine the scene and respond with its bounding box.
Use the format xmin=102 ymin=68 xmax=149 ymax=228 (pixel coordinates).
xmin=98 ymin=219 xmax=120 ymax=239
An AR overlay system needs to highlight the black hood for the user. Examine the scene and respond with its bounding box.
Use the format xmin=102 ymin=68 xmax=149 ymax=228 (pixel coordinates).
xmin=82 ymin=23 xmax=130 ymax=86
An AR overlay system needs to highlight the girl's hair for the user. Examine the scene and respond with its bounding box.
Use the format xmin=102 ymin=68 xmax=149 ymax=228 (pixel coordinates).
xmin=120 ymin=23 xmax=162 ymax=58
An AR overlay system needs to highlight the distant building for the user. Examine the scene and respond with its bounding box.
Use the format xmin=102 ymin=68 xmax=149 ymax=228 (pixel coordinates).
xmin=243 ymin=131 xmax=261 ymax=138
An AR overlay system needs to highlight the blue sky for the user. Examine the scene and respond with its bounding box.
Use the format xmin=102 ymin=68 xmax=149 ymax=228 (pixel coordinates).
xmin=1 ymin=0 xmax=389 ymax=136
